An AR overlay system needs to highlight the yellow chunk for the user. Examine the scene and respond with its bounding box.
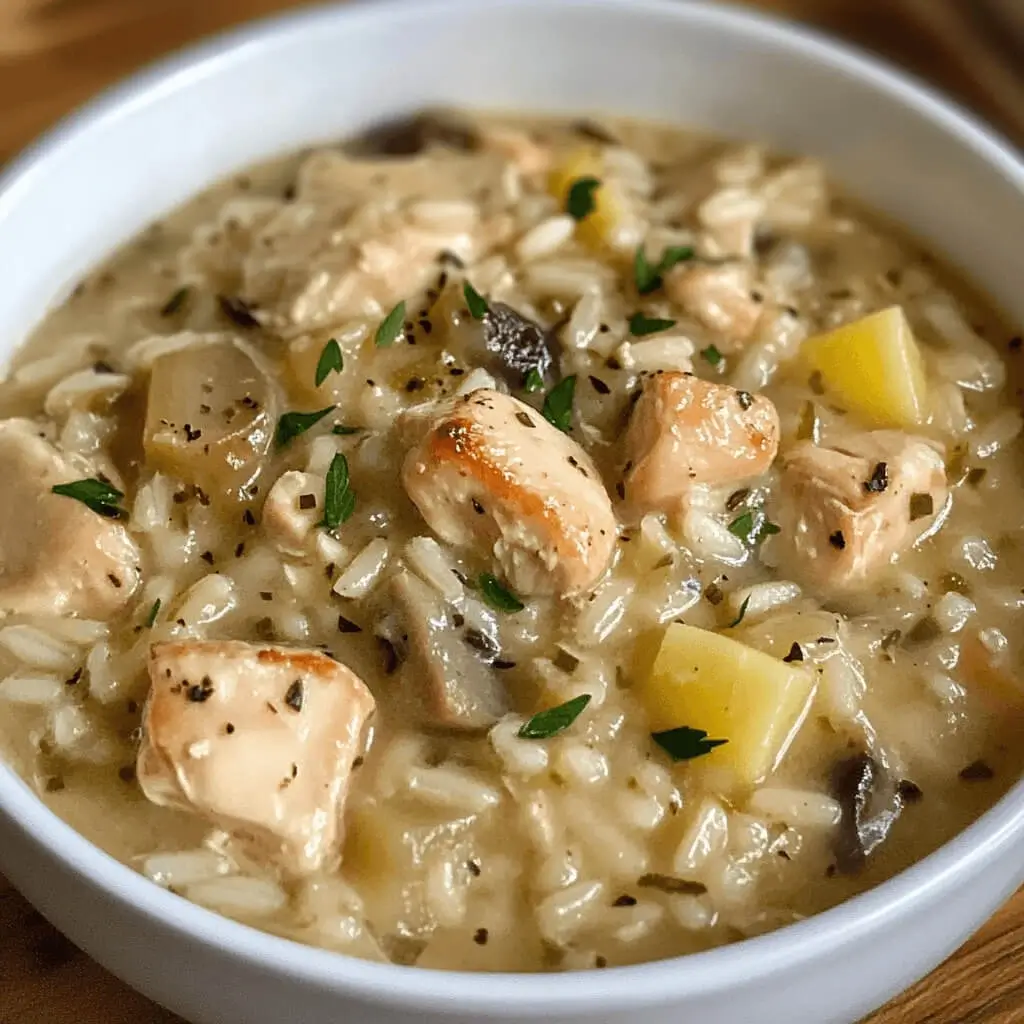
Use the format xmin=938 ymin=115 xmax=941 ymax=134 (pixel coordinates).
xmin=548 ymin=147 xmax=627 ymax=250
xmin=638 ymin=623 xmax=815 ymax=786
xmin=800 ymin=306 xmax=927 ymax=428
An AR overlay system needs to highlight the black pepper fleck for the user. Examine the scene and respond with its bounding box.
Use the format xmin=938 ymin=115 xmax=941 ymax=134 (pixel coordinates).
xmin=828 ymin=530 xmax=846 ymax=550
xmin=284 ymin=680 xmax=304 ymax=712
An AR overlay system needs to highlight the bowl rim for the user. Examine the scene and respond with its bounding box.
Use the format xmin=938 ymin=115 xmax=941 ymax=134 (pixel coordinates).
xmin=2 ymin=0 xmax=1024 ymax=1013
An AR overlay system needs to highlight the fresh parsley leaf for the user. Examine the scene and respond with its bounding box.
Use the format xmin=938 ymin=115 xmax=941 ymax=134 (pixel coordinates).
xmin=159 ymin=286 xmax=190 ymax=318
xmin=729 ymin=595 xmax=751 ymax=628
xmin=652 ymin=726 xmax=728 ymax=761
xmin=375 ymin=300 xmax=406 ymax=347
xmin=332 ymin=424 xmax=362 ymax=436
xmin=144 ymin=599 xmax=162 ymax=628
xmin=51 ymin=478 xmax=126 ymax=519
xmin=523 ymin=368 xmax=544 ymax=393
xmin=541 ymin=375 xmax=577 ymax=433
xmin=518 ymin=693 xmax=592 ymax=740
xmin=701 ymin=344 xmax=723 ymax=367
xmin=565 ymin=177 xmax=601 ymax=220
xmin=275 ymin=406 xmax=336 ymax=448
xmin=634 ymin=244 xmax=695 ymax=294
xmin=463 ymin=282 xmax=489 ymax=320
xmin=629 ymin=312 xmax=676 ymax=337
xmin=727 ymin=509 xmax=780 ymax=546
xmin=321 ymin=453 xmax=356 ymax=530
xmin=478 ymin=573 xmax=525 ymax=613
xmin=314 ymin=339 xmax=344 ymax=387
xmin=633 ymin=246 xmax=660 ymax=295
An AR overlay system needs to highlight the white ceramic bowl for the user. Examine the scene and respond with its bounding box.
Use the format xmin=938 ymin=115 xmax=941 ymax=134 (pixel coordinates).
xmin=1 ymin=2 xmax=1023 ymax=1022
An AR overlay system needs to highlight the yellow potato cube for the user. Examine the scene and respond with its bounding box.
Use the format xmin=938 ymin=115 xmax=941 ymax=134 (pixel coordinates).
xmin=548 ymin=147 xmax=627 ymax=250
xmin=800 ymin=306 xmax=928 ymax=428
xmin=637 ymin=623 xmax=815 ymax=786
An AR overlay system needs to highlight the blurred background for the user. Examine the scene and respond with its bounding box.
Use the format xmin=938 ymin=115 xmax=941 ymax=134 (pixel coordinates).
xmin=0 ymin=0 xmax=1023 ymax=166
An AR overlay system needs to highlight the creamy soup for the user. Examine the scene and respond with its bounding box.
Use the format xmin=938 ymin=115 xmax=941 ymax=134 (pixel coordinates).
xmin=0 ymin=111 xmax=1021 ymax=972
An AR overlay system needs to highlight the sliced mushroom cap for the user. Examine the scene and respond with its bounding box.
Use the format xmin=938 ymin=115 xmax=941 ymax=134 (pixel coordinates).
xmin=481 ymin=303 xmax=556 ymax=387
xmin=389 ymin=570 xmax=509 ymax=732
xmin=829 ymin=753 xmax=903 ymax=874
xmin=346 ymin=111 xmax=480 ymax=158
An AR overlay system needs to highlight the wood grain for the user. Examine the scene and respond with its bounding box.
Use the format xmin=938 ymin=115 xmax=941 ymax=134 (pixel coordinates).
xmin=0 ymin=2 xmax=1022 ymax=1023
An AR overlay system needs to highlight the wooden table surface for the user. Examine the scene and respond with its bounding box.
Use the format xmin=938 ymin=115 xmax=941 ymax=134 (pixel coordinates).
xmin=1 ymin=1 xmax=1023 ymax=1022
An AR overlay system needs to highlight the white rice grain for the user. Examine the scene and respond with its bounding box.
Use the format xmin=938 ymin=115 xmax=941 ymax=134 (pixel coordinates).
xmin=574 ymin=578 xmax=632 ymax=647
xmin=515 ymin=215 xmax=575 ymax=262
xmin=536 ymin=879 xmax=605 ymax=945
xmin=972 ymin=408 xmax=1023 ymax=460
xmin=43 ymin=369 xmax=131 ymax=418
xmin=133 ymin=472 xmax=177 ymax=532
xmin=124 ymin=331 xmax=223 ymax=371
xmin=681 ymin=509 xmax=747 ymax=565
xmin=673 ymin=797 xmax=729 ymax=874
xmin=408 ymin=199 xmax=478 ymax=232
xmin=555 ymin=744 xmax=609 ymax=787
xmin=489 ymin=717 xmax=549 ymax=777
xmin=0 ymin=673 xmax=65 ymax=706
xmin=174 ymin=574 xmax=237 ymax=631
xmin=404 ymin=536 xmax=464 ymax=603
xmin=332 ymin=538 xmax=390 ymax=599
xmin=142 ymin=849 xmax=232 ymax=888
xmin=425 ymin=854 xmax=470 ymax=928
xmin=36 ymin=617 xmax=108 ymax=645
xmin=185 ymin=875 xmax=288 ymax=918
xmin=0 ymin=625 xmax=79 ymax=673
xmin=611 ymin=901 xmax=664 ymax=944
xmin=11 ymin=334 xmax=102 ymax=390
xmin=933 ymin=591 xmax=976 ymax=634
xmin=670 ymin=894 xmax=715 ymax=931
xmin=627 ymin=334 xmax=695 ymax=373
xmin=406 ymin=765 xmax=502 ymax=814
xmin=726 ymin=581 xmax=802 ymax=623
xmin=746 ymin=787 xmax=842 ymax=829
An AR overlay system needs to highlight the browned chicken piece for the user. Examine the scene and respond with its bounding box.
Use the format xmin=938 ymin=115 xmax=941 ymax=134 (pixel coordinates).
xmin=779 ymin=431 xmax=948 ymax=590
xmin=137 ymin=641 xmax=375 ymax=876
xmin=0 ymin=419 xmax=140 ymax=617
xmin=623 ymin=372 xmax=780 ymax=514
xmin=402 ymin=389 xmax=616 ymax=597
xmin=665 ymin=263 xmax=765 ymax=350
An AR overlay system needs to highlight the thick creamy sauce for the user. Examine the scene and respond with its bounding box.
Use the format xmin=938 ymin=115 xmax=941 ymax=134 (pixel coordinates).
xmin=0 ymin=112 xmax=1021 ymax=971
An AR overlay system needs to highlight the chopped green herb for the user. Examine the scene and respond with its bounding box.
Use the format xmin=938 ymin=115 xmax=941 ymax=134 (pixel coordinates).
xmin=729 ymin=596 xmax=751 ymax=628
xmin=633 ymin=244 xmax=695 ymax=294
xmin=565 ymin=176 xmax=601 ymax=220
xmin=159 ymin=286 xmax=190 ymax=318
xmin=652 ymin=726 xmax=728 ymax=761
xmin=375 ymin=300 xmax=406 ymax=347
xmin=728 ymin=510 xmax=780 ymax=546
xmin=51 ymin=478 xmax=126 ymax=519
xmin=478 ymin=573 xmax=525 ymax=613
xmin=332 ymin=424 xmax=362 ymax=436
xmin=628 ymin=312 xmax=676 ymax=337
xmin=321 ymin=453 xmax=356 ymax=530
xmin=700 ymin=345 xmax=723 ymax=367
xmin=524 ymin=368 xmax=544 ymax=393
xmin=314 ymin=339 xmax=344 ymax=387
xmin=518 ymin=694 xmax=591 ymax=740
xmin=275 ymin=406 xmax=336 ymax=448
xmin=144 ymin=599 xmax=162 ymax=628
xmin=463 ymin=281 xmax=489 ymax=320
xmin=541 ymin=375 xmax=577 ymax=433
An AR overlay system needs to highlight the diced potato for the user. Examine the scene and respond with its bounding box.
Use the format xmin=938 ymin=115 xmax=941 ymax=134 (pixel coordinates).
xmin=548 ymin=147 xmax=628 ymax=250
xmin=144 ymin=340 xmax=276 ymax=503
xmin=637 ymin=623 xmax=815 ymax=786
xmin=800 ymin=306 xmax=927 ymax=429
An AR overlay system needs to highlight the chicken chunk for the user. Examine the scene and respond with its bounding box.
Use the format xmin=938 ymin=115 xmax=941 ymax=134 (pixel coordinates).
xmin=402 ymin=389 xmax=616 ymax=596
xmin=0 ymin=419 xmax=140 ymax=617
xmin=137 ymin=641 xmax=375 ymax=876
xmin=262 ymin=471 xmax=324 ymax=555
xmin=778 ymin=431 xmax=948 ymax=590
xmin=623 ymin=373 xmax=780 ymax=515
xmin=389 ymin=570 xmax=508 ymax=731
xmin=665 ymin=263 xmax=765 ymax=350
